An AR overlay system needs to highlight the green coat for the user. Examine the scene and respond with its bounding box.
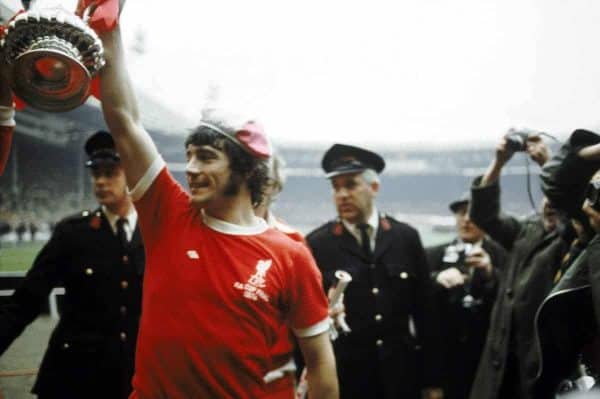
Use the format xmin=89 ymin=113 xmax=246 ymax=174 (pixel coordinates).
xmin=468 ymin=177 xmax=568 ymax=399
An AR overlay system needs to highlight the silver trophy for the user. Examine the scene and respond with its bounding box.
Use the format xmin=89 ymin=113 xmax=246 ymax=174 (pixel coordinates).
xmin=0 ymin=1 xmax=105 ymax=112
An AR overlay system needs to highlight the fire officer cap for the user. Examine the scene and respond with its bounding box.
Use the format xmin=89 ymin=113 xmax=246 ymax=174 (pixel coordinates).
xmin=84 ymin=130 xmax=120 ymax=168
xmin=321 ymin=143 xmax=385 ymax=179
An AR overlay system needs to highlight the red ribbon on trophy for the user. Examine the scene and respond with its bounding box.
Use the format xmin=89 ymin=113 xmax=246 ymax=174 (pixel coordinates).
xmin=76 ymin=0 xmax=121 ymax=33
xmin=0 ymin=0 xmax=123 ymax=112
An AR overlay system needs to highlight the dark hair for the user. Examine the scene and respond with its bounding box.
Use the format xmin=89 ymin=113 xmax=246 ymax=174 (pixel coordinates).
xmin=185 ymin=126 xmax=269 ymax=206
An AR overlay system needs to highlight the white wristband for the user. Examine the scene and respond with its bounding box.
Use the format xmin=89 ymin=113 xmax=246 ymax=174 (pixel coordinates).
xmin=0 ymin=105 xmax=15 ymax=127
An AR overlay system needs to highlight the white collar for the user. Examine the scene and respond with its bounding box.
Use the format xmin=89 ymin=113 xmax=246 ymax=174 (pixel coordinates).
xmin=202 ymin=210 xmax=268 ymax=236
xmin=101 ymin=205 xmax=138 ymax=234
xmin=341 ymin=206 xmax=379 ymax=234
xmin=456 ymin=238 xmax=483 ymax=250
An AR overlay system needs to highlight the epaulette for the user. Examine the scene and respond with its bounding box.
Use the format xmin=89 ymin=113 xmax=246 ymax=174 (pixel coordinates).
xmin=305 ymin=220 xmax=338 ymax=240
xmin=63 ymin=209 xmax=102 ymax=229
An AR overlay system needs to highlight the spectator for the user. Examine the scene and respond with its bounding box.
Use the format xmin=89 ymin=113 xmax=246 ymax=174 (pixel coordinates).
xmin=534 ymin=129 xmax=600 ymax=398
xmin=426 ymin=192 xmax=506 ymax=399
xmin=468 ymin=133 xmax=571 ymax=399
xmin=15 ymin=221 xmax=26 ymax=243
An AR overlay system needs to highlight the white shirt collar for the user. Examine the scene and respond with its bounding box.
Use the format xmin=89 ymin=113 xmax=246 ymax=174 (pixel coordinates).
xmin=102 ymin=205 xmax=138 ymax=241
xmin=341 ymin=206 xmax=379 ymax=249
xmin=202 ymin=210 xmax=268 ymax=236
xmin=456 ymin=238 xmax=483 ymax=250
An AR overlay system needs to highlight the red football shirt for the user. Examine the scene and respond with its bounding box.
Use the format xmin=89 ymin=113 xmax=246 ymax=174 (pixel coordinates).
xmin=130 ymin=161 xmax=329 ymax=399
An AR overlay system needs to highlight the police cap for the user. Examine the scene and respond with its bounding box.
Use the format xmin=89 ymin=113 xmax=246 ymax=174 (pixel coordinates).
xmin=321 ymin=143 xmax=385 ymax=178
xmin=84 ymin=130 xmax=120 ymax=168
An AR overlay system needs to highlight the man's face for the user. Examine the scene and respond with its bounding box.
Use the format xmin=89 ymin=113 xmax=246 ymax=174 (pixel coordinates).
xmin=331 ymin=172 xmax=378 ymax=224
xmin=185 ymin=144 xmax=237 ymax=209
xmin=541 ymin=197 xmax=560 ymax=233
xmin=582 ymin=171 xmax=600 ymax=233
xmin=91 ymin=164 xmax=128 ymax=208
xmin=453 ymin=204 xmax=484 ymax=243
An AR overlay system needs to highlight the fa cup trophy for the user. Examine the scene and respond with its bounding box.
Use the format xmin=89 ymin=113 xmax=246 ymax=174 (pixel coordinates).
xmin=0 ymin=0 xmax=106 ymax=112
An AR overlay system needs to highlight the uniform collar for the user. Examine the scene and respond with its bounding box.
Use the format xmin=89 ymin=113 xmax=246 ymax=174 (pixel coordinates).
xmin=102 ymin=205 xmax=138 ymax=235
xmin=341 ymin=206 xmax=379 ymax=235
xmin=341 ymin=206 xmax=379 ymax=248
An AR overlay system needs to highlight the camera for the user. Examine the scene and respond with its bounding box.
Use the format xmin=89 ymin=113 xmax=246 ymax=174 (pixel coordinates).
xmin=442 ymin=243 xmax=473 ymax=270
xmin=441 ymin=243 xmax=483 ymax=309
xmin=585 ymin=180 xmax=600 ymax=212
xmin=505 ymin=130 xmax=530 ymax=152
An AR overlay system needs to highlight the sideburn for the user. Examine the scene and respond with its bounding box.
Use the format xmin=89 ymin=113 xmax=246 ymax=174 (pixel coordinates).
xmin=223 ymin=172 xmax=245 ymax=197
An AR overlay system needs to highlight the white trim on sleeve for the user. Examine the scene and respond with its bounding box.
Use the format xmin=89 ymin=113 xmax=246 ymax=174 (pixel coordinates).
xmin=293 ymin=317 xmax=331 ymax=338
xmin=129 ymin=156 xmax=166 ymax=201
xmin=0 ymin=106 xmax=15 ymax=127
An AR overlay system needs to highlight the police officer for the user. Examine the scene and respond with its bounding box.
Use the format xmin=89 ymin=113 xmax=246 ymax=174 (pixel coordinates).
xmin=306 ymin=143 xmax=442 ymax=399
xmin=427 ymin=193 xmax=506 ymax=399
xmin=0 ymin=131 xmax=144 ymax=399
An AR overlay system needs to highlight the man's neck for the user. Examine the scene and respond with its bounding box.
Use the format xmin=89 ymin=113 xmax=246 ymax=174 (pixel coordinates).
xmin=105 ymin=200 xmax=133 ymax=218
xmin=204 ymin=195 xmax=258 ymax=226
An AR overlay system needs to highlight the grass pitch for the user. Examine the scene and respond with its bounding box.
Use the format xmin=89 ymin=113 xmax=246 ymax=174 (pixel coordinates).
xmin=0 ymin=243 xmax=43 ymax=272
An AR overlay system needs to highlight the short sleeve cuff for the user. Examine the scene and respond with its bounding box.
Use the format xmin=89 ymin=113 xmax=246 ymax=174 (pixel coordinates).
xmin=129 ymin=156 xmax=166 ymax=201
xmin=293 ymin=317 xmax=330 ymax=338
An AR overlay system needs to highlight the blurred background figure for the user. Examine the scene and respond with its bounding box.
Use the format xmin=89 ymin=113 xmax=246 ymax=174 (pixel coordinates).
xmin=255 ymin=152 xmax=304 ymax=243
xmin=534 ymin=129 xmax=600 ymax=398
xmin=427 ymin=192 xmax=506 ymax=399
xmin=468 ymin=131 xmax=570 ymax=399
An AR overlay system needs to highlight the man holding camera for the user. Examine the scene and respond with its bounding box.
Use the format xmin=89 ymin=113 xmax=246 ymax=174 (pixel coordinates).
xmin=533 ymin=130 xmax=600 ymax=397
xmin=426 ymin=193 xmax=506 ymax=399
xmin=468 ymin=132 xmax=570 ymax=399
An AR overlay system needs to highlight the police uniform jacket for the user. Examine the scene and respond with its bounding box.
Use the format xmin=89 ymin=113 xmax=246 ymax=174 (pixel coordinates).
xmin=427 ymin=237 xmax=507 ymax=399
xmin=468 ymin=177 xmax=568 ymax=399
xmin=307 ymin=214 xmax=441 ymax=399
xmin=0 ymin=208 xmax=144 ymax=399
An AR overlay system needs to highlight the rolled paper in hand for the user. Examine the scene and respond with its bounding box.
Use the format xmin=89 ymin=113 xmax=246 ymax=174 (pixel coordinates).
xmin=329 ymin=270 xmax=352 ymax=338
xmin=329 ymin=270 xmax=352 ymax=307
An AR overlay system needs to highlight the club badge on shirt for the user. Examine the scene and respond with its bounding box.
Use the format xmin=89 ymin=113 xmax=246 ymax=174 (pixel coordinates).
xmin=233 ymin=259 xmax=272 ymax=302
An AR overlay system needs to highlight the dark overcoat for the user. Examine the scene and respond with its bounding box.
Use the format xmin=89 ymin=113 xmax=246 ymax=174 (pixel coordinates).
xmin=427 ymin=237 xmax=506 ymax=399
xmin=307 ymin=214 xmax=441 ymax=399
xmin=0 ymin=208 xmax=144 ymax=399
xmin=534 ymin=234 xmax=600 ymax=398
xmin=468 ymin=178 xmax=568 ymax=399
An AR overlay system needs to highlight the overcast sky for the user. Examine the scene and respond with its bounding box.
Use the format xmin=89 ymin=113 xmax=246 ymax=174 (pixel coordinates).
xmin=65 ymin=1 xmax=600 ymax=147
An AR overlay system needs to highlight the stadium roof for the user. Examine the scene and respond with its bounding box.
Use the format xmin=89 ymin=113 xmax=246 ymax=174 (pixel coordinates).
xmin=14 ymin=88 xmax=194 ymax=148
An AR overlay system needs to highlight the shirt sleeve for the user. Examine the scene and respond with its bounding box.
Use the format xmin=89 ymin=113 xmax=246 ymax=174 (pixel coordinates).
xmin=133 ymin=156 xmax=190 ymax=248
xmin=286 ymin=244 xmax=330 ymax=338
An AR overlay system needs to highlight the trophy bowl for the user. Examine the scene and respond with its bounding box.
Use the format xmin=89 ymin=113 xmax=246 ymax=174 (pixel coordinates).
xmin=1 ymin=7 xmax=105 ymax=112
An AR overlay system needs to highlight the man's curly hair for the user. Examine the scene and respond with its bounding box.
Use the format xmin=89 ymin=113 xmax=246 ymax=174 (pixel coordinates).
xmin=185 ymin=126 xmax=269 ymax=207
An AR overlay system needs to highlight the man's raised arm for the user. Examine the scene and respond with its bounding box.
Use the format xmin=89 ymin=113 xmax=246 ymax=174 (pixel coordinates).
xmin=98 ymin=27 xmax=159 ymax=189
